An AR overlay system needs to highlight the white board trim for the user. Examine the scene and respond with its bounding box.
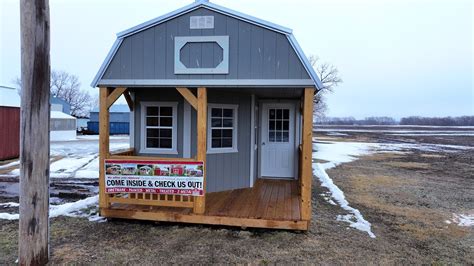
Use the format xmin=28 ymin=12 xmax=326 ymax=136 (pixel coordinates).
xmin=249 ymin=94 xmax=255 ymax=187
xmin=183 ymin=101 xmax=191 ymax=158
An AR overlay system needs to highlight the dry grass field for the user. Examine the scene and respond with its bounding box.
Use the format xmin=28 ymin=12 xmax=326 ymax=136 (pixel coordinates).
xmin=1 ymin=127 xmax=473 ymax=264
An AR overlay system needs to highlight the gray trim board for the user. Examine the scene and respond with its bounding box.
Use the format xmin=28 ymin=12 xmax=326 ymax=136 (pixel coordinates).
xmin=98 ymin=79 xmax=315 ymax=87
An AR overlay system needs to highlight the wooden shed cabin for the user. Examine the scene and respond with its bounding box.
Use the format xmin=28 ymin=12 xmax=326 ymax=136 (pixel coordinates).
xmin=91 ymin=0 xmax=322 ymax=230
xmin=0 ymin=86 xmax=21 ymax=161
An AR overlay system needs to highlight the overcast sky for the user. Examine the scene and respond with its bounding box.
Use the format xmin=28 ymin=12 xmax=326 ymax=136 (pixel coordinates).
xmin=1 ymin=0 xmax=472 ymax=119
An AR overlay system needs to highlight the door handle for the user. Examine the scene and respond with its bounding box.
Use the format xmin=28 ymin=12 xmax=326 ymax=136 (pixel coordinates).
xmin=262 ymin=142 xmax=266 ymax=146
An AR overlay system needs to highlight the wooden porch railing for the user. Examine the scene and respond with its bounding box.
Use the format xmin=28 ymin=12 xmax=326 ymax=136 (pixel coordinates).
xmin=111 ymin=148 xmax=135 ymax=156
xmin=106 ymin=149 xmax=195 ymax=209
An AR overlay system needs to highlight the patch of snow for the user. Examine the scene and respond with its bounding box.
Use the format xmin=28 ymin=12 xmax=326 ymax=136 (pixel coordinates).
xmin=0 ymin=195 xmax=99 ymax=220
xmin=444 ymin=220 xmax=452 ymax=224
xmin=74 ymin=157 xmax=99 ymax=179
xmin=50 ymin=195 xmax=98 ymax=218
xmin=325 ymin=132 xmax=348 ymax=136
xmin=313 ymin=141 xmax=378 ymax=169
xmin=8 ymin=169 xmax=19 ymax=176
xmin=49 ymin=155 xmax=97 ymax=178
xmin=88 ymin=214 xmax=107 ymax=223
xmin=0 ymin=160 xmax=20 ymax=170
xmin=0 ymin=212 xmax=19 ymax=220
xmin=311 ymin=140 xmax=472 ymax=237
xmin=8 ymin=137 xmax=129 ymax=178
xmin=452 ymin=213 xmax=474 ymax=227
xmin=313 ymin=163 xmax=376 ymax=238
xmin=76 ymin=135 xmax=129 ymax=140
xmin=389 ymin=133 xmax=474 ymax=136
xmin=0 ymin=202 xmax=19 ymax=208
xmin=320 ymin=193 xmax=337 ymax=205
xmin=50 ymin=197 xmax=64 ymax=204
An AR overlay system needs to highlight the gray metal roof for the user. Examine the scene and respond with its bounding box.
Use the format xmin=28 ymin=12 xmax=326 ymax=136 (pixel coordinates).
xmin=91 ymin=0 xmax=322 ymax=90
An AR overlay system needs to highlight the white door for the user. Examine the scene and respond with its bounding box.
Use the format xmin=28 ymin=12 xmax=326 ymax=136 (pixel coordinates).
xmin=260 ymin=103 xmax=296 ymax=178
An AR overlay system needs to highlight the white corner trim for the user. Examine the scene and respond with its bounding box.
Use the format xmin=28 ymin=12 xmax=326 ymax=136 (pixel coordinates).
xmin=249 ymin=94 xmax=255 ymax=187
xmin=183 ymin=101 xmax=191 ymax=158
xmin=207 ymin=103 xmax=238 ymax=154
xmin=139 ymin=101 xmax=179 ymax=154
xmin=129 ymin=91 xmax=135 ymax=148
xmin=294 ymin=101 xmax=301 ymax=180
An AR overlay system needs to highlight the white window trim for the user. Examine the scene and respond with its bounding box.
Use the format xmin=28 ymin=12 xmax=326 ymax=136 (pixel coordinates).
xmin=207 ymin=103 xmax=238 ymax=154
xmin=174 ymin=36 xmax=229 ymax=74
xmin=140 ymin=101 xmax=178 ymax=154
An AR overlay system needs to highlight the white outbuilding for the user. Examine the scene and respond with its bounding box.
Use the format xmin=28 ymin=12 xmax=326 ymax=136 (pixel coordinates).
xmin=50 ymin=111 xmax=77 ymax=141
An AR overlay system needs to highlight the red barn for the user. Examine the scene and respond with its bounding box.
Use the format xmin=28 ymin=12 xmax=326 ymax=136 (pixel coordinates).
xmin=0 ymin=86 xmax=21 ymax=161
xmin=170 ymin=165 xmax=184 ymax=176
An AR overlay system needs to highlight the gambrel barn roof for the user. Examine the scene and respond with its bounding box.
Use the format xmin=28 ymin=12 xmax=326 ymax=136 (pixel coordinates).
xmin=91 ymin=0 xmax=322 ymax=89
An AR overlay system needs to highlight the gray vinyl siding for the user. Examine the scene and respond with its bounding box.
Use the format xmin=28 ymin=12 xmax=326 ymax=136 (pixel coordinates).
xmin=204 ymin=89 xmax=251 ymax=193
xmin=132 ymin=88 xmax=251 ymax=193
xmin=102 ymin=8 xmax=310 ymax=82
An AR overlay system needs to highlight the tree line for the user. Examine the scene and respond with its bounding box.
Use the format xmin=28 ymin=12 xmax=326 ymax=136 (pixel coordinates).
xmin=316 ymin=116 xmax=474 ymax=126
xmin=15 ymin=70 xmax=97 ymax=117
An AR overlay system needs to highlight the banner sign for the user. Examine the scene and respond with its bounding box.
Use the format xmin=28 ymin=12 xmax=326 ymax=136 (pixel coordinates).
xmin=104 ymin=160 xmax=204 ymax=196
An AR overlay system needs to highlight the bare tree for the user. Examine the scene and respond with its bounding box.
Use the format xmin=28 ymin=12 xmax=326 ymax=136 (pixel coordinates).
xmin=309 ymin=55 xmax=343 ymax=118
xmin=14 ymin=70 xmax=92 ymax=117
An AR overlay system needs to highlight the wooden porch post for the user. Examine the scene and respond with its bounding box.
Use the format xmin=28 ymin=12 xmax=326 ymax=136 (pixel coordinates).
xmin=99 ymin=87 xmax=110 ymax=211
xmin=300 ymin=87 xmax=315 ymax=221
xmin=194 ymin=87 xmax=207 ymax=214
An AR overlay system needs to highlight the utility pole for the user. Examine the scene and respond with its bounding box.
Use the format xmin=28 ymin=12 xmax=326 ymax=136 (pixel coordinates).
xmin=19 ymin=0 xmax=51 ymax=264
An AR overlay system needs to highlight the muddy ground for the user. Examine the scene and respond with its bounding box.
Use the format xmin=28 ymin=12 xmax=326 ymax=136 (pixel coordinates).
xmin=1 ymin=130 xmax=473 ymax=264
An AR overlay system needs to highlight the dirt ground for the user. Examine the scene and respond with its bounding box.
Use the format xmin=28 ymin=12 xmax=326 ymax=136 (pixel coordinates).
xmin=1 ymin=130 xmax=473 ymax=264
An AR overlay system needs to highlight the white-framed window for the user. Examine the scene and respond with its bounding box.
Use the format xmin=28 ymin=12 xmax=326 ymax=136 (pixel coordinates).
xmin=140 ymin=102 xmax=178 ymax=154
xmin=207 ymin=104 xmax=238 ymax=154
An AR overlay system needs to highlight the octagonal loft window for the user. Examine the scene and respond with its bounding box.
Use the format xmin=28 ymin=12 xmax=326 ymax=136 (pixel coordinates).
xmin=180 ymin=42 xmax=223 ymax=69
xmin=174 ymin=36 xmax=229 ymax=74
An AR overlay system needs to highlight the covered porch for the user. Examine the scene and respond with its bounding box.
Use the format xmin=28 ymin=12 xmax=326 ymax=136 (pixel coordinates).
xmin=98 ymin=86 xmax=314 ymax=230
xmin=102 ymin=178 xmax=306 ymax=230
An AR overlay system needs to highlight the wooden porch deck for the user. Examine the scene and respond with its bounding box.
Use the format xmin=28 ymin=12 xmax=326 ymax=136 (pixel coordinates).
xmin=102 ymin=179 xmax=307 ymax=230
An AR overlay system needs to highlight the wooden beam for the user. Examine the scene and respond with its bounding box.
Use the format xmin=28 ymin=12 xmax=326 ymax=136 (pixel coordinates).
xmin=123 ymin=90 xmax=134 ymax=111
xmin=176 ymin=87 xmax=198 ymax=110
xmin=106 ymin=87 xmax=127 ymax=109
xmin=194 ymin=87 xmax=207 ymax=214
xmin=300 ymin=87 xmax=315 ymax=221
xmin=101 ymin=208 xmax=309 ymax=230
xmin=99 ymin=87 xmax=111 ymax=211
xmin=19 ymin=0 xmax=51 ymax=264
